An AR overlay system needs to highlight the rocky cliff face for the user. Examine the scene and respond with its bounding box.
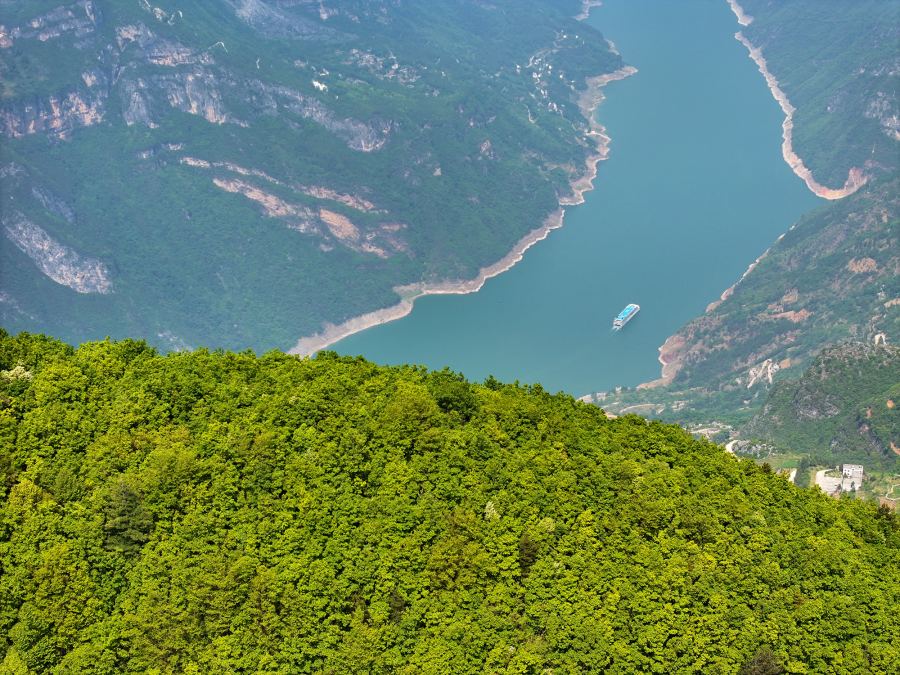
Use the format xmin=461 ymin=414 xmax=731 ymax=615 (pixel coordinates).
xmin=4 ymin=213 xmax=112 ymax=294
xmin=1 ymin=10 xmax=386 ymax=152
xmin=1 ymin=1 xmax=100 ymax=45
xmin=1 ymin=163 xmax=111 ymax=294
xmin=0 ymin=88 xmax=106 ymax=140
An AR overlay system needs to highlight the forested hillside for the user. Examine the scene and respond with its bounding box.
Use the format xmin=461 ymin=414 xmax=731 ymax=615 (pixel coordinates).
xmin=1 ymin=331 xmax=898 ymax=673
xmin=734 ymin=0 xmax=899 ymax=190
xmin=743 ymin=343 xmax=899 ymax=471
xmin=0 ymin=0 xmax=619 ymax=352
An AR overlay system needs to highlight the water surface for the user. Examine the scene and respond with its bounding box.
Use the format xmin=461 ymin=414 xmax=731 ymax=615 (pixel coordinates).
xmin=333 ymin=0 xmax=819 ymax=394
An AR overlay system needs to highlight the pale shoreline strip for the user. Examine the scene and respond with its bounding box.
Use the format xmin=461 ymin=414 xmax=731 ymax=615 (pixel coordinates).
xmin=634 ymin=2 xmax=870 ymax=389
xmin=726 ymin=0 xmax=753 ymax=26
xmin=636 ymin=233 xmax=783 ymax=391
xmin=575 ymin=0 xmax=604 ymax=22
xmin=732 ymin=27 xmax=867 ymax=200
xmin=290 ymin=63 xmax=637 ymax=356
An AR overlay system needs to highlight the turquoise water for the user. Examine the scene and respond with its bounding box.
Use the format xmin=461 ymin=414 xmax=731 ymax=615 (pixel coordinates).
xmin=333 ymin=0 xmax=819 ymax=395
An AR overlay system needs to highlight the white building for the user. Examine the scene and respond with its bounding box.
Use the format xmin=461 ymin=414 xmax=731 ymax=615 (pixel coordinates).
xmin=842 ymin=464 xmax=864 ymax=482
xmin=814 ymin=464 xmax=864 ymax=495
xmin=841 ymin=464 xmax=864 ymax=490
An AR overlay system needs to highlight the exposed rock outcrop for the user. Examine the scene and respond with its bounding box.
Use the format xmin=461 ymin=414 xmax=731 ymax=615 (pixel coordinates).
xmin=4 ymin=213 xmax=112 ymax=294
xmin=249 ymin=81 xmax=391 ymax=151
xmin=226 ymin=0 xmax=335 ymax=39
xmin=0 ymin=88 xmax=106 ymax=140
xmin=1 ymin=1 xmax=100 ymax=47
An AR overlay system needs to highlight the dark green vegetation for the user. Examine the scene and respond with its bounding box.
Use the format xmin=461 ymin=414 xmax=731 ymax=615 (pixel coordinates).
xmin=1 ymin=331 xmax=899 ymax=673
xmin=0 ymin=1 xmax=619 ymax=352
xmin=738 ymin=0 xmax=899 ymax=188
xmin=744 ymin=343 xmax=899 ymax=471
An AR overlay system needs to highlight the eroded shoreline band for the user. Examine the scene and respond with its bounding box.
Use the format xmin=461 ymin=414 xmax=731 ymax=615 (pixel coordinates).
xmin=728 ymin=1 xmax=867 ymax=200
xmin=638 ymin=0 xmax=870 ymax=389
xmin=290 ymin=59 xmax=638 ymax=356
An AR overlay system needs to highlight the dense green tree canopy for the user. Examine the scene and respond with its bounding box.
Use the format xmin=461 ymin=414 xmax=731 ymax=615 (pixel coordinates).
xmin=0 ymin=331 xmax=897 ymax=673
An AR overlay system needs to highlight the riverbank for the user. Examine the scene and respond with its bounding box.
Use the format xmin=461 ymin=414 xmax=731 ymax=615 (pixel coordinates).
xmin=637 ymin=238 xmax=776 ymax=391
xmin=726 ymin=0 xmax=753 ymax=27
xmin=575 ymin=0 xmax=604 ymax=22
xmin=637 ymin=334 xmax=686 ymax=390
xmin=635 ymin=1 xmax=866 ymax=389
xmin=729 ymin=4 xmax=867 ymax=199
xmin=291 ymin=208 xmax=564 ymax=356
xmin=289 ymin=65 xmax=636 ymax=356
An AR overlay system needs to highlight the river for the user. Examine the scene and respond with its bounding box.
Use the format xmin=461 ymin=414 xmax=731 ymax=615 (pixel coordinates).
xmin=332 ymin=0 xmax=820 ymax=395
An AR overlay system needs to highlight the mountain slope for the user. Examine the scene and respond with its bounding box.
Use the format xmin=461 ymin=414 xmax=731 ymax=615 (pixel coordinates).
xmin=594 ymin=2 xmax=900 ymax=457
xmin=732 ymin=0 xmax=899 ymax=192
xmin=744 ymin=342 xmax=899 ymax=470
xmin=0 ymin=0 xmax=620 ymax=352
xmin=659 ymin=177 xmax=898 ymax=396
xmin=590 ymin=177 xmax=898 ymax=429
xmin=1 ymin=331 xmax=898 ymax=673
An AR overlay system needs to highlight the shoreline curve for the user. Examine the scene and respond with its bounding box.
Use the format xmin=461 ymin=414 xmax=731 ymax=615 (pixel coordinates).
xmin=290 ymin=52 xmax=637 ymax=356
xmin=729 ymin=1 xmax=867 ymax=200
xmin=637 ymin=1 xmax=870 ymax=389
xmin=575 ymin=0 xmax=604 ymax=22
xmin=726 ymin=0 xmax=753 ymax=27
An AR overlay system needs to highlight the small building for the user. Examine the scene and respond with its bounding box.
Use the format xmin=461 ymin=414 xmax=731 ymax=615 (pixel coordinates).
xmin=841 ymin=464 xmax=864 ymax=490
xmin=815 ymin=464 xmax=864 ymax=496
xmin=842 ymin=464 xmax=864 ymax=482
